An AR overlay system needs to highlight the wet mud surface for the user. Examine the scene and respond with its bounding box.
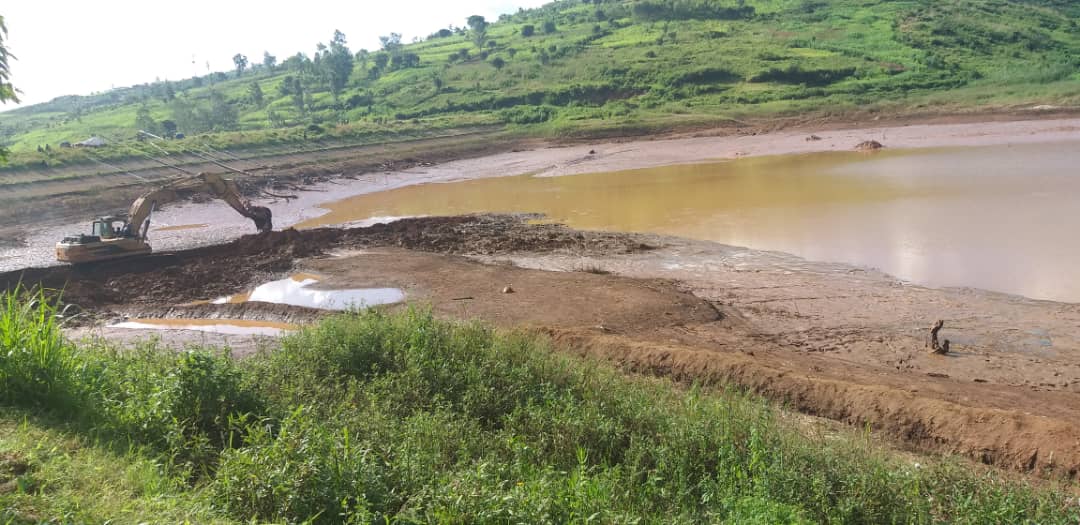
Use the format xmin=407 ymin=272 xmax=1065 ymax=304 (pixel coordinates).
xmin=7 ymin=214 xmax=1080 ymax=481
xmin=0 ymin=215 xmax=651 ymax=310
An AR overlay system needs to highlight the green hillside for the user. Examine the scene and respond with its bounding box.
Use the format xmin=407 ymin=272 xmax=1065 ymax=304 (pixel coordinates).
xmin=2 ymin=0 xmax=1079 ymax=169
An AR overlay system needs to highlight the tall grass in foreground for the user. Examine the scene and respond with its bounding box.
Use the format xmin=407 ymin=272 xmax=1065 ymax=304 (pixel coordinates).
xmin=0 ymin=289 xmax=1077 ymax=523
xmin=0 ymin=287 xmax=83 ymax=411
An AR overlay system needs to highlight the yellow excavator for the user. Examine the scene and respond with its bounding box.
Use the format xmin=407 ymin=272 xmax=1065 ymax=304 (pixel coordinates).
xmin=56 ymin=173 xmax=272 ymax=264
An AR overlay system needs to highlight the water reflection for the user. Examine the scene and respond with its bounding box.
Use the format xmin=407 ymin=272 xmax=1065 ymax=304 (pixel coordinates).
xmin=110 ymin=318 xmax=297 ymax=336
xmin=155 ymin=223 xmax=210 ymax=232
xmin=296 ymin=141 xmax=1080 ymax=302
xmin=213 ymin=274 xmax=406 ymax=310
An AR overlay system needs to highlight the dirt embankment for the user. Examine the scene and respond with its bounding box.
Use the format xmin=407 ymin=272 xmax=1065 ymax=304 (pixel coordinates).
xmin=8 ymin=214 xmax=1080 ymax=482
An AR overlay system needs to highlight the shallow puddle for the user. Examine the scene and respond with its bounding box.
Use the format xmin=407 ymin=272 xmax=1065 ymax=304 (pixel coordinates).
xmin=340 ymin=215 xmax=417 ymax=228
xmin=213 ymin=273 xmax=405 ymax=310
xmin=110 ymin=318 xmax=297 ymax=336
xmin=155 ymin=223 xmax=210 ymax=232
xmin=296 ymin=141 xmax=1080 ymax=302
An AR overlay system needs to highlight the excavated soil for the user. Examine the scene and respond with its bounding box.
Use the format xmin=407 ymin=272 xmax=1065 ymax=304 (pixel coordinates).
xmin=0 ymin=215 xmax=651 ymax=310
xmin=8 ymin=214 xmax=1080 ymax=483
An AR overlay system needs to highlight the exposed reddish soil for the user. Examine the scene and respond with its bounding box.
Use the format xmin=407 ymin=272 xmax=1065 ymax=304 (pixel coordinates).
xmin=8 ymin=214 xmax=1080 ymax=483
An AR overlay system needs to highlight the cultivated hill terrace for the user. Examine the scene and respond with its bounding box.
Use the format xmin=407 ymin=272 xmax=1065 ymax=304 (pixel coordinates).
xmin=1 ymin=0 xmax=1078 ymax=170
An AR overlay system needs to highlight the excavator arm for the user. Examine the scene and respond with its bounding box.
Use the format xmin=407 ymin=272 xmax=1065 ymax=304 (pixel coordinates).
xmin=57 ymin=172 xmax=271 ymax=264
xmin=127 ymin=173 xmax=272 ymax=238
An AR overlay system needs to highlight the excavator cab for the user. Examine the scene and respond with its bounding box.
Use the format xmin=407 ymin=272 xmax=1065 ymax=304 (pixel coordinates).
xmin=56 ymin=216 xmax=151 ymax=264
xmin=90 ymin=217 xmax=130 ymax=239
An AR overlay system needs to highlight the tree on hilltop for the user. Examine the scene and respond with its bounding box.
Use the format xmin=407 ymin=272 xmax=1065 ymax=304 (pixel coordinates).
xmin=233 ymin=53 xmax=249 ymax=77
xmin=379 ymin=33 xmax=403 ymax=53
xmin=248 ymin=81 xmax=265 ymax=108
xmin=467 ymin=15 xmax=488 ymax=51
xmin=355 ymin=49 xmax=370 ymax=73
xmin=135 ymin=104 xmax=158 ymax=134
xmin=263 ymin=51 xmax=277 ymax=71
xmin=322 ymin=30 xmax=354 ymax=97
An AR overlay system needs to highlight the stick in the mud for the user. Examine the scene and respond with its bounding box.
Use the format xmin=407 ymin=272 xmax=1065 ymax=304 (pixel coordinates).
xmin=927 ymin=320 xmax=949 ymax=354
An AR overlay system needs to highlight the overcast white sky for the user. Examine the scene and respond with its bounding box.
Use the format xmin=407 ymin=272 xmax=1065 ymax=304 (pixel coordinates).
xmin=1 ymin=0 xmax=548 ymax=110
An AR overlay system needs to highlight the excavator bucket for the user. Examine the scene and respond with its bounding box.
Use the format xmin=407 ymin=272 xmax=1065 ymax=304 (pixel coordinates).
xmin=250 ymin=206 xmax=273 ymax=233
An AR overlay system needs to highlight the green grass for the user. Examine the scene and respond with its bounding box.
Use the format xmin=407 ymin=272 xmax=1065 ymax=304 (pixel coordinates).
xmin=0 ymin=413 xmax=224 ymax=524
xmin=2 ymin=0 xmax=1078 ymax=173
xmin=0 ymin=289 xmax=1078 ymax=523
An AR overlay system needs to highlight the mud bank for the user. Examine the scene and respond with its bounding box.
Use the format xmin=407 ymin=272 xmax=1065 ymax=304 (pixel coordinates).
xmin=8 ymin=215 xmax=1080 ymax=481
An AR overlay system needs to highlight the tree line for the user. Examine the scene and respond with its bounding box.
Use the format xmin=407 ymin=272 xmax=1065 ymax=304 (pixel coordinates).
xmin=149 ymin=18 xmax=489 ymax=136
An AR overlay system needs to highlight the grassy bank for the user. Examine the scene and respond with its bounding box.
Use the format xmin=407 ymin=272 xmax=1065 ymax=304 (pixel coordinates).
xmin=1 ymin=289 xmax=1077 ymax=523
xmin=3 ymin=0 xmax=1078 ymax=172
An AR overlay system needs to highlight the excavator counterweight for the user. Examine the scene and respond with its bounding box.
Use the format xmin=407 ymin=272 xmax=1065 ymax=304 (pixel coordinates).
xmin=56 ymin=173 xmax=271 ymax=264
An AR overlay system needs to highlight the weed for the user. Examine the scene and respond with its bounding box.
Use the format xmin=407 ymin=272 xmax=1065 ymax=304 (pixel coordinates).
xmin=576 ymin=263 xmax=611 ymax=274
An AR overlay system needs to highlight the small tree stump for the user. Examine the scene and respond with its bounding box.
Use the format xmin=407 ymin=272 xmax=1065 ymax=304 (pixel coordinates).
xmin=855 ymin=140 xmax=884 ymax=151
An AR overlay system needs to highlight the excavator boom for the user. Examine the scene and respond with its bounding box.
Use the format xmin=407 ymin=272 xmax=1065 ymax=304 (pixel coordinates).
xmin=56 ymin=173 xmax=271 ymax=264
xmin=126 ymin=173 xmax=272 ymax=239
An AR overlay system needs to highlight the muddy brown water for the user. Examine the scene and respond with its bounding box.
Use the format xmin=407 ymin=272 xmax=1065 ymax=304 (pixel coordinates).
xmin=298 ymin=141 xmax=1080 ymax=302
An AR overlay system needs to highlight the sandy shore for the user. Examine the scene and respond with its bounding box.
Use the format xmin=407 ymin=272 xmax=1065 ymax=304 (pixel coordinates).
xmin=450 ymin=117 xmax=1080 ymax=179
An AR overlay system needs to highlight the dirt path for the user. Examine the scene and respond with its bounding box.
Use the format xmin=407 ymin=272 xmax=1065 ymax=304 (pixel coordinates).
xmin=8 ymin=215 xmax=1080 ymax=481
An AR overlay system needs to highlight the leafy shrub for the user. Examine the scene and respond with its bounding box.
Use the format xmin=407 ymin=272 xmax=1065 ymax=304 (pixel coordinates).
xmin=214 ymin=407 xmax=392 ymax=524
xmin=632 ymin=0 xmax=755 ymax=21
xmin=750 ymin=64 xmax=857 ymax=86
xmin=345 ymin=93 xmax=372 ymax=109
xmin=501 ymin=105 xmax=557 ymax=124
xmin=170 ymin=351 xmax=264 ymax=448
xmin=664 ymin=66 xmax=742 ymax=87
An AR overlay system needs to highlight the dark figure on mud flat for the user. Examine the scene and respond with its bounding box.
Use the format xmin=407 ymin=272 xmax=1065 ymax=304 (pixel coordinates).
xmin=927 ymin=320 xmax=950 ymax=355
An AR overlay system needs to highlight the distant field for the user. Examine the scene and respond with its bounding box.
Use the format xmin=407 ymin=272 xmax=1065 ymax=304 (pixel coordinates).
xmin=1 ymin=0 xmax=1078 ymax=173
